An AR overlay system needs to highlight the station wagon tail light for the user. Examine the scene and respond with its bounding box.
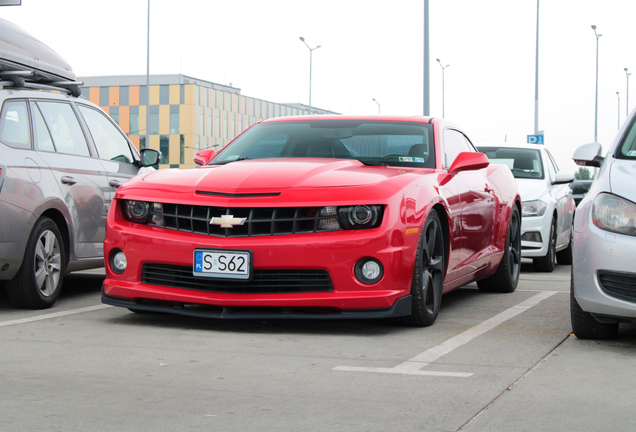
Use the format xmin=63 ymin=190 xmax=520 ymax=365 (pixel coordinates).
xmin=592 ymin=193 xmax=636 ymax=236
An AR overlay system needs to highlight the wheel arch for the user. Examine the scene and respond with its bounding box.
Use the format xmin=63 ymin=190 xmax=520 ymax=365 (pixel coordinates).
xmin=432 ymin=203 xmax=450 ymax=275
xmin=40 ymin=208 xmax=71 ymax=265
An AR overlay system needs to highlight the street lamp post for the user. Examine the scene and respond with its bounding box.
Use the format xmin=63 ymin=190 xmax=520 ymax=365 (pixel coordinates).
xmin=617 ymin=92 xmax=621 ymax=129
xmin=625 ymin=68 xmax=631 ymax=116
xmin=372 ymin=98 xmax=380 ymax=114
xmin=299 ymin=37 xmax=321 ymax=115
xmin=592 ymin=25 xmax=602 ymax=142
xmin=436 ymin=58 xmax=450 ymax=117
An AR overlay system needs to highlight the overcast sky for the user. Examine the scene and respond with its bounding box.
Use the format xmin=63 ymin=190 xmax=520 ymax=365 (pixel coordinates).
xmin=3 ymin=0 xmax=635 ymax=172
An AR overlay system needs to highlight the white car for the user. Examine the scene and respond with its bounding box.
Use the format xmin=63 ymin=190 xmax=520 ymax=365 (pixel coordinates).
xmin=570 ymin=119 xmax=636 ymax=339
xmin=478 ymin=143 xmax=575 ymax=272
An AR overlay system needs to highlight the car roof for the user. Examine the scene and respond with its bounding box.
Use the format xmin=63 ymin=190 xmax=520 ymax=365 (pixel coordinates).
xmin=0 ymin=18 xmax=81 ymax=96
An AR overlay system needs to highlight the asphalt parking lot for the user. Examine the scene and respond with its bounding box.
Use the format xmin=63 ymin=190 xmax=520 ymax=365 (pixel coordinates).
xmin=1 ymin=262 xmax=635 ymax=432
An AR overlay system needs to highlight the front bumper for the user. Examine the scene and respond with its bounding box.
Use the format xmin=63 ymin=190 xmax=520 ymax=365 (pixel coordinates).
xmin=520 ymin=213 xmax=551 ymax=258
xmin=102 ymin=203 xmax=419 ymax=316
xmin=572 ymin=218 xmax=636 ymax=320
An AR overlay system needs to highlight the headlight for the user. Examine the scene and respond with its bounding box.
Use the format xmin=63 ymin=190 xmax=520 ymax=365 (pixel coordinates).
xmin=522 ymin=200 xmax=547 ymax=217
xmin=338 ymin=205 xmax=384 ymax=230
xmin=592 ymin=193 xmax=636 ymax=236
xmin=123 ymin=200 xmax=150 ymax=223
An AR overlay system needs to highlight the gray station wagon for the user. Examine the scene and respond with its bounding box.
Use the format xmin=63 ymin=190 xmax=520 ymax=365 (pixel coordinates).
xmin=0 ymin=18 xmax=160 ymax=309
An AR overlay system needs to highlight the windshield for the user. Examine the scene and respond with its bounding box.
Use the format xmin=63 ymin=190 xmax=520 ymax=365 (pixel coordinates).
xmin=617 ymin=118 xmax=636 ymax=159
xmin=478 ymin=147 xmax=544 ymax=179
xmin=209 ymin=120 xmax=435 ymax=168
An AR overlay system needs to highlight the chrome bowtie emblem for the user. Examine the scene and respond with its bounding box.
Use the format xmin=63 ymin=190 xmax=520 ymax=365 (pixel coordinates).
xmin=210 ymin=215 xmax=247 ymax=228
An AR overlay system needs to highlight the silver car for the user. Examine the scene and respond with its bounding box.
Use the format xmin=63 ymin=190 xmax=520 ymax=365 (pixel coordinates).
xmin=0 ymin=18 xmax=160 ymax=309
xmin=570 ymin=116 xmax=636 ymax=339
xmin=478 ymin=143 xmax=576 ymax=272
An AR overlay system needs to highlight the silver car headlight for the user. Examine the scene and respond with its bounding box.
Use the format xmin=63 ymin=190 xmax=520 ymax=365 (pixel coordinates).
xmin=522 ymin=200 xmax=547 ymax=217
xmin=592 ymin=193 xmax=636 ymax=236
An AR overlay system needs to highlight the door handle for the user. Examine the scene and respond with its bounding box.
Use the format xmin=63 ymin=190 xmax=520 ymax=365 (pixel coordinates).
xmin=61 ymin=176 xmax=77 ymax=185
xmin=109 ymin=180 xmax=123 ymax=188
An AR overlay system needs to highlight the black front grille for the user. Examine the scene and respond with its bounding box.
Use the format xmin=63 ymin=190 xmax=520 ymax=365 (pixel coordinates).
xmin=141 ymin=263 xmax=334 ymax=294
xmin=153 ymin=204 xmax=337 ymax=237
xmin=599 ymin=271 xmax=636 ymax=302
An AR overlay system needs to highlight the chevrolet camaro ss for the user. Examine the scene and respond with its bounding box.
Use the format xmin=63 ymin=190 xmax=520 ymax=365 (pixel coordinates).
xmin=102 ymin=116 xmax=521 ymax=326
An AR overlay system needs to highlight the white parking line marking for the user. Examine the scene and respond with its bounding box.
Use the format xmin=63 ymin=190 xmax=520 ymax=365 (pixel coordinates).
xmin=0 ymin=304 xmax=112 ymax=328
xmin=334 ymin=291 xmax=559 ymax=377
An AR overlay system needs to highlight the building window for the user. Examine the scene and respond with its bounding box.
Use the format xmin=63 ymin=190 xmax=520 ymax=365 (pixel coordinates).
xmin=200 ymin=110 xmax=204 ymax=135
xmin=207 ymin=110 xmax=212 ymax=136
xmin=100 ymin=87 xmax=109 ymax=106
xmin=223 ymin=111 xmax=228 ymax=139
xmin=129 ymin=106 xmax=139 ymax=135
xmin=215 ymin=111 xmax=220 ymax=138
xmin=109 ymin=106 xmax=119 ymax=124
xmin=170 ymin=105 xmax=179 ymax=134
xmin=150 ymin=106 xmax=159 ymax=135
xmin=180 ymin=134 xmax=185 ymax=164
xmin=140 ymin=85 xmax=148 ymax=105
xmin=160 ymin=135 xmax=169 ymax=163
xmin=160 ymin=85 xmax=169 ymax=105
xmin=180 ymin=84 xmax=185 ymax=104
xmin=80 ymin=87 xmax=90 ymax=99
xmin=120 ymin=86 xmax=129 ymax=106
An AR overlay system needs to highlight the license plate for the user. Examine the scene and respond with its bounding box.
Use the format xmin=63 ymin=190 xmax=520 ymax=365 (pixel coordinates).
xmin=193 ymin=249 xmax=252 ymax=280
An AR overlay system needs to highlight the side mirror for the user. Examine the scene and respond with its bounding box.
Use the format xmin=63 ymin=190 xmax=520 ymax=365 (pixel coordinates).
xmin=193 ymin=149 xmax=216 ymax=166
xmin=448 ymin=152 xmax=489 ymax=174
xmin=573 ymin=142 xmax=603 ymax=167
xmin=140 ymin=148 xmax=161 ymax=167
xmin=553 ymin=171 xmax=575 ymax=185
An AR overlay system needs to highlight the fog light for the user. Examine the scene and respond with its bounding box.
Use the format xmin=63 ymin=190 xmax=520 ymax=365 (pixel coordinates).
xmin=111 ymin=250 xmax=127 ymax=274
xmin=355 ymin=258 xmax=384 ymax=284
xmin=521 ymin=231 xmax=542 ymax=243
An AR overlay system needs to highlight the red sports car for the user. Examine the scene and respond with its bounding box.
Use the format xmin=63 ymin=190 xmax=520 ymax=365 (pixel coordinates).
xmin=102 ymin=116 xmax=521 ymax=326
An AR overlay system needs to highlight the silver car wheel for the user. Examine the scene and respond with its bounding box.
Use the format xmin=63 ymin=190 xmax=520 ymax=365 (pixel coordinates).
xmin=34 ymin=230 xmax=63 ymax=297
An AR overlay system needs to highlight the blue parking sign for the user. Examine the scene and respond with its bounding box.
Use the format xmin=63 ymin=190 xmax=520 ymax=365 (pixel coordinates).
xmin=527 ymin=134 xmax=544 ymax=144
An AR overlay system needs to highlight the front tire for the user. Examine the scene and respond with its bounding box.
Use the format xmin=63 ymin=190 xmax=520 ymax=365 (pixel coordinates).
xmin=399 ymin=210 xmax=446 ymax=327
xmin=477 ymin=206 xmax=521 ymax=293
xmin=6 ymin=217 xmax=66 ymax=309
xmin=570 ymin=267 xmax=618 ymax=339
xmin=533 ymin=217 xmax=556 ymax=272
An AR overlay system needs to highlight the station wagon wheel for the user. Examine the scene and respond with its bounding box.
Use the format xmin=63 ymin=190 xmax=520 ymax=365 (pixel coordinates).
xmin=6 ymin=217 xmax=66 ymax=309
xmin=477 ymin=206 xmax=520 ymax=293
xmin=399 ymin=210 xmax=446 ymax=327
xmin=533 ymin=217 xmax=556 ymax=272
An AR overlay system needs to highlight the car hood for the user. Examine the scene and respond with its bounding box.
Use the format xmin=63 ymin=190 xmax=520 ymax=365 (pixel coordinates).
xmin=609 ymin=159 xmax=636 ymax=200
xmin=514 ymin=178 xmax=550 ymax=202
xmin=140 ymin=158 xmax=419 ymax=192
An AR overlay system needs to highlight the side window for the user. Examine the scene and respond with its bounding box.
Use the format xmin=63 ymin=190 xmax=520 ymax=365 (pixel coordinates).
xmin=443 ymin=129 xmax=471 ymax=168
xmin=36 ymin=101 xmax=90 ymax=157
xmin=0 ymin=100 xmax=31 ymax=149
xmin=78 ymin=105 xmax=134 ymax=163
xmin=31 ymin=102 xmax=55 ymax=152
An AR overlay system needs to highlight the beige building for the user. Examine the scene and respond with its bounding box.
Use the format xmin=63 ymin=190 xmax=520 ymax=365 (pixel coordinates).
xmin=79 ymin=74 xmax=336 ymax=169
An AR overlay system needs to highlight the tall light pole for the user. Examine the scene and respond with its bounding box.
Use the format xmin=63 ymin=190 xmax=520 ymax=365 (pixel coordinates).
xmin=372 ymin=98 xmax=380 ymax=114
xmin=625 ymin=68 xmax=631 ymax=116
xmin=436 ymin=58 xmax=449 ymax=117
xmin=592 ymin=25 xmax=601 ymax=142
xmin=617 ymin=92 xmax=621 ymax=129
xmin=534 ymin=0 xmax=540 ymax=135
xmin=299 ymin=37 xmax=321 ymax=115
xmin=423 ymin=0 xmax=430 ymax=115
xmin=145 ymin=0 xmax=150 ymax=150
